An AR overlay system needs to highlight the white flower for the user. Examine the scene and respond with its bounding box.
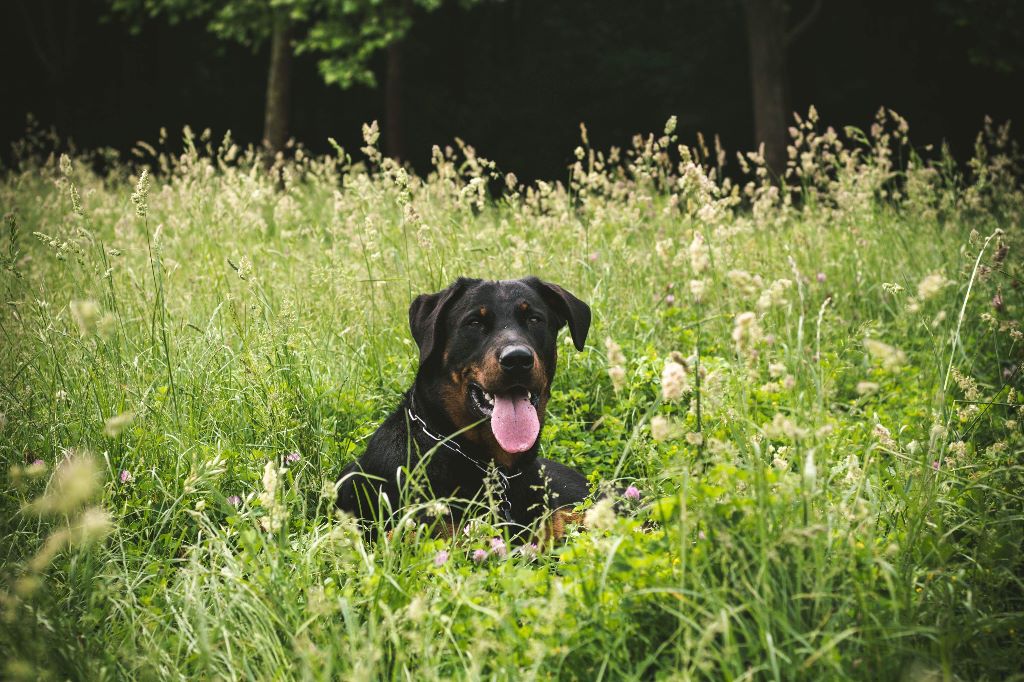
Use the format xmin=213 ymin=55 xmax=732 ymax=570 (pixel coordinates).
xmin=803 ymin=451 xmax=817 ymax=490
xmin=608 ymin=365 xmax=626 ymax=393
xmin=856 ymin=381 xmax=880 ymax=396
xmin=864 ymin=339 xmax=907 ymax=370
xmin=583 ymin=497 xmax=616 ymax=532
xmin=605 ymin=337 xmax=626 ymax=366
xmin=732 ymin=312 xmax=762 ymax=353
xmin=756 ymin=279 xmax=793 ymax=311
xmin=688 ymin=233 xmax=710 ymax=273
xmin=661 ymin=360 xmax=689 ymax=401
xmin=764 ymin=413 xmax=808 ymax=441
xmin=650 ymin=416 xmax=673 ymax=442
xmin=917 ymin=273 xmax=951 ymax=301
xmin=689 ymin=279 xmax=707 ymax=302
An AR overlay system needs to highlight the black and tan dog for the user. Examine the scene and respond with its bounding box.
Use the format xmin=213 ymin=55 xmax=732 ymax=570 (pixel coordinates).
xmin=336 ymin=276 xmax=591 ymax=535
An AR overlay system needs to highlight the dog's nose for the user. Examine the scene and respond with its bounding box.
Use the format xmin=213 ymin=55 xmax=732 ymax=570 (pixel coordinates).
xmin=499 ymin=345 xmax=534 ymax=373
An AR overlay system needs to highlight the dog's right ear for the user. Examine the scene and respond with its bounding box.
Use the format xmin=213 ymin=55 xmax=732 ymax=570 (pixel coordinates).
xmin=409 ymin=278 xmax=476 ymax=365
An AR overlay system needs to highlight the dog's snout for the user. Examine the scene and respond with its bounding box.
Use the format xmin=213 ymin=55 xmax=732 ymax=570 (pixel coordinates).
xmin=499 ymin=345 xmax=534 ymax=373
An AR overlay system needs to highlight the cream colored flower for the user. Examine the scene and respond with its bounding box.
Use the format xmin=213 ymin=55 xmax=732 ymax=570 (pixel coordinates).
xmin=661 ymin=359 xmax=689 ymax=401
xmin=917 ymin=273 xmax=951 ymax=301
xmin=583 ymin=497 xmax=616 ymax=531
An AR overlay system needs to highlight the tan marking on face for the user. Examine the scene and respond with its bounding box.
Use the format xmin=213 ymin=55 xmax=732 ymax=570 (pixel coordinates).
xmin=518 ymin=301 xmax=529 ymax=313
xmin=479 ymin=306 xmax=488 ymax=317
xmin=439 ymin=371 xmax=473 ymax=434
xmin=439 ymin=347 xmax=552 ymax=469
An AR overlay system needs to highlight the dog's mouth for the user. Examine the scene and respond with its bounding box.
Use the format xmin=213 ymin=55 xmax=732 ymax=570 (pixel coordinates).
xmin=469 ymin=383 xmax=542 ymax=454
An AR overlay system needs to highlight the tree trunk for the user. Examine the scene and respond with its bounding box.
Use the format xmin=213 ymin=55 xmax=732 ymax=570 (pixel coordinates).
xmin=263 ymin=14 xmax=293 ymax=155
xmin=384 ymin=39 xmax=404 ymax=161
xmin=743 ymin=0 xmax=789 ymax=177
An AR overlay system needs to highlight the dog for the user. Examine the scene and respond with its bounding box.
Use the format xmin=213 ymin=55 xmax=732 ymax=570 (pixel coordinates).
xmin=336 ymin=277 xmax=592 ymax=536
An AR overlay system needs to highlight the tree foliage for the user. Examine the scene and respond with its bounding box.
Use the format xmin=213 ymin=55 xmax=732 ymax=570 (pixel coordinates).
xmin=110 ymin=0 xmax=445 ymax=90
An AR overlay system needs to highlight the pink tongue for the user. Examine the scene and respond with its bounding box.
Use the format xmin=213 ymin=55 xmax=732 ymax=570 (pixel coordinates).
xmin=489 ymin=390 xmax=540 ymax=453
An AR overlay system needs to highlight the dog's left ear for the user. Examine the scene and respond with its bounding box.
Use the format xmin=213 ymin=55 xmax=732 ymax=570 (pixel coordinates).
xmin=409 ymin=277 xmax=476 ymax=365
xmin=525 ymin=277 xmax=591 ymax=351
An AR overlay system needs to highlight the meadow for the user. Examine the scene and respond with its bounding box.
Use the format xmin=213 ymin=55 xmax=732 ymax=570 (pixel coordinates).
xmin=1 ymin=110 xmax=1022 ymax=680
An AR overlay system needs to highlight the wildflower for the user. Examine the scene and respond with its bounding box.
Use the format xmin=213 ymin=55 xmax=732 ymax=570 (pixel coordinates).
xmin=686 ymin=431 xmax=704 ymax=446
xmin=285 ymin=451 xmax=301 ymax=464
xmin=664 ymin=115 xmax=678 ymax=135
xmin=931 ymin=460 xmax=940 ymax=471
xmin=803 ymin=451 xmax=817 ymax=491
xmin=655 ymin=238 xmax=674 ymax=263
xmin=130 ymin=169 xmax=150 ymax=219
xmin=489 ymin=537 xmax=507 ymax=558
xmin=816 ymin=272 xmax=826 ymax=283
xmin=882 ymin=282 xmax=904 ymax=295
xmin=69 ymin=507 xmax=113 ymax=546
xmin=864 ymin=339 xmax=907 ymax=370
xmin=697 ymin=530 xmax=706 ymax=540
xmin=119 ymin=470 xmax=133 ymax=484
xmin=472 ymin=548 xmax=488 ymax=563
xmin=588 ymin=252 xmax=599 ymax=262
xmin=650 ymin=415 xmax=676 ymax=442
xmin=104 ymin=411 xmax=134 ymax=438
xmin=59 ymin=153 xmax=73 ymax=176
xmin=605 ymin=337 xmax=626 ymax=365
xmin=600 ymin=366 xmax=623 ymax=396
xmin=258 ymin=460 xmax=287 ymax=532
xmin=856 ymin=381 xmax=880 ymax=396
xmin=688 ymin=233 xmax=710 ymax=273
xmin=732 ymin=312 xmax=762 ymax=354
xmin=772 ymin=456 xmax=789 ymax=471
xmin=624 ymin=485 xmax=641 ymax=501
xmin=70 ymin=300 xmax=100 ymax=337
xmin=519 ymin=542 xmax=539 ymax=559
xmin=843 ymin=454 xmax=862 ymax=483
xmin=433 ymin=550 xmax=449 ymax=567
xmin=764 ymin=413 xmax=808 ymax=441
xmin=768 ymin=362 xmax=787 ymax=378
xmin=917 ymin=273 xmax=951 ymax=301
xmin=361 ymin=120 xmax=380 ymax=147
xmin=606 ymin=338 xmax=627 ymax=392
xmin=665 ymin=293 xmax=676 ymax=305
xmin=756 ymin=279 xmax=793 ymax=311
xmin=689 ymin=279 xmax=707 ymax=303
xmin=873 ymin=423 xmax=896 ymax=449
xmin=992 ymin=291 xmax=1003 ymax=312
xmin=227 ymin=495 xmax=241 ymax=506
xmin=195 ymin=500 xmax=206 ymax=512
xmin=584 ymin=497 xmax=616 ymax=531
xmin=726 ymin=270 xmax=764 ymax=297
xmin=69 ymin=184 xmax=84 ymax=217
xmin=27 ymin=452 xmax=99 ymax=515
xmin=661 ymin=358 xmax=689 ymax=401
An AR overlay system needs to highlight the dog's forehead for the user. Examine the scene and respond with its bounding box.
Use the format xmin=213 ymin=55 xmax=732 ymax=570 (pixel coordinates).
xmin=461 ymin=279 xmax=544 ymax=310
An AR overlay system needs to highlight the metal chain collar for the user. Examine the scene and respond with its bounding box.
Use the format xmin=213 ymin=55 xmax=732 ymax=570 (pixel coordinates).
xmin=405 ymin=404 xmax=521 ymax=523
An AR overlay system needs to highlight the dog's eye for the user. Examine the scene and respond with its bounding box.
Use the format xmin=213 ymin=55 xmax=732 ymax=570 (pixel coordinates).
xmin=528 ymin=314 xmax=543 ymax=325
xmin=466 ymin=319 xmax=483 ymax=328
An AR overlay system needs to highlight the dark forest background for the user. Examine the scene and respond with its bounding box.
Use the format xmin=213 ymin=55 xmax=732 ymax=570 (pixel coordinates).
xmin=2 ymin=0 xmax=1023 ymax=180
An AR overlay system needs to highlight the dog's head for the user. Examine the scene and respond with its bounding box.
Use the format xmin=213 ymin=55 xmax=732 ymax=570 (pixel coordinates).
xmin=409 ymin=277 xmax=590 ymax=469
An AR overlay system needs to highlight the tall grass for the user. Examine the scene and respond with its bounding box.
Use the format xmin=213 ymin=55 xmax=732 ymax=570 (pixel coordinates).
xmin=1 ymin=110 xmax=1022 ymax=680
